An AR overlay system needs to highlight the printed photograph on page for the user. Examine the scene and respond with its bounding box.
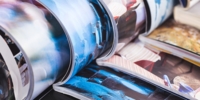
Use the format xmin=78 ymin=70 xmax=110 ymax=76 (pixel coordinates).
xmin=102 ymin=0 xmax=146 ymax=51
xmin=148 ymin=18 xmax=200 ymax=55
xmin=0 ymin=30 xmax=29 ymax=87
xmin=0 ymin=53 xmax=15 ymax=100
xmin=106 ymin=42 xmax=200 ymax=100
xmin=60 ymin=64 xmax=186 ymax=100
xmin=39 ymin=0 xmax=115 ymax=78
xmin=145 ymin=0 xmax=175 ymax=34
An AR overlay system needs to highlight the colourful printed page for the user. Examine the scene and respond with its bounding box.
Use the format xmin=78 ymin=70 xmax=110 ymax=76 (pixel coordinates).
xmin=106 ymin=55 xmax=164 ymax=85
xmin=145 ymin=0 xmax=175 ymax=34
xmin=0 ymin=53 xmax=16 ymax=100
xmin=148 ymin=19 xmax=200 ymax=55
xmin=58 ymin=64 xmax=187 ymax=100
xmin=102 ymin=0 xmax=146 ymax=52
xmin=105 ymin=42 xmax=200 ymax=100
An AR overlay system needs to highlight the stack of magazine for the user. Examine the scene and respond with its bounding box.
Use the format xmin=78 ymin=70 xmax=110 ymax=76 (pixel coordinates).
xmin=0 ymin=0 xmax=199 ymax=100
xmin=139 ymin=0 xmax=200 ymax=100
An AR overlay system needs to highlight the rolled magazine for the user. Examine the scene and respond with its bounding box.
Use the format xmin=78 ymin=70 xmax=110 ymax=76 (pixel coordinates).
xmin=46 ymin=0 xmax=189 ymax=100
xmin=102 ymin=0 xmax=146 ymax=52
xmin=0 ymin=2 xmax=71 ymax=99
xmin=179 ymin=0 xmax=200 ymax=9
xmin=0 ymin=0 xmax=193 ymax=100
xmin=0 ymin=0 xmax=117 ymax=99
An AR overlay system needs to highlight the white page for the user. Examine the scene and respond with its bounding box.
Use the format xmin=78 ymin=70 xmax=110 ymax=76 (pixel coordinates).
xmin=0 ymin=36 xmax=29 ymax=100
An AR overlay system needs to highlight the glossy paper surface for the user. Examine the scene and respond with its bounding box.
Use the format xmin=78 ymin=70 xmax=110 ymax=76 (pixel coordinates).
xmin=102 ymin=0 xmax=146 ymax=51
xmin=107 ymin=42 xmax=200 ymax=100
xmin=62 ymin=64 xmax=187 ymax=100
xmin=148 ymin=19 xmax=200 ymax=55
xmin=179 ymin=0 xmax=200 ymax=9
xmin=0 ymin=2 xmax=70 ymax=99
xmin=146 ymin=0 xmax=175 ymax=34
xmin=0 ymin=54 xmax=15 ymax=100
xmin=38 ymin=0 xmax=113 ymax=78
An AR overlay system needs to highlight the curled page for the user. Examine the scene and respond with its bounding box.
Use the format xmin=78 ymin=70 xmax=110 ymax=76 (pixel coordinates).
xmin=0 ymin=2 xmax=70 ymax=99
xmin=54 ymin=63 xmax=188 ymax=100
xmin=102 ymin=0 xmax=146 ymax=52
xmin=0 ymin=0 xmax=117 ymax=99
xmin=145 ymin=0 xmax=175 ymax=35
xmin=0 ymin=31 xmax=30 ymax=100
xmin=174 ymin=2 xmax=200 ymax=30
xmin=37 ymin=0 xmax=117 ymax=83
xmin=101 ymin=42 xmax=198 ymax=99
xmin=0 ymin=50 xmax=16 ymax=100
xmin=179 ymin=0 xmax=200 ymax=9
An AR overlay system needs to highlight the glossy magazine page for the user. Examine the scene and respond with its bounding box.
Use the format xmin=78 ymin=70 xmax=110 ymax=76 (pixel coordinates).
xmin=174 ymin=2 xmax=200 ymax=30
xmin=145 ymin=0 xmax=175 ymax=35
xmin=0 ymin=53 xmax=15 ymax=100
xmin=92 ymin=0 xmax=118 ymax=61
xmin=0 ymin=2 xmax=71 ymax=99
xmin=37 ymin=0 xmax=116 ymax=82
xmin=0 ymin=31 xmax=30 ymax=100
xmin=148 ymin=18 xmax=200 ymax=56
xmin=54 ymin=63 xmax=188 ymax=100
xmin=179 ymin=0 xmax=200 ymax=9
xmin=0 ymin=0 xmax=117 ymax=99
xmin=100 ymin=42 xmax=200 ymax=100
xmin=0 ymin=38 xmax=22 ymax=100
xmin=139 ymin=18 xmax=200 ymax=66
xmin=102 ymin=0 xmax=146 ymax=52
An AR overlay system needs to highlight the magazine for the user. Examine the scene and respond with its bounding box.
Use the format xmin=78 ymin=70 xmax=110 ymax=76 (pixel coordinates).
xmin=38 ymin=0 xmax=190 ymax=100
xmin=101 ymin=42 xmax=200 ymax=100
xmin=0 ymin=1 xmax=116 ymax=100
xmin=139 ymin=18 xmax=200 ymax=67
xmin=0 ymin=0 xmax=192 ymax=100
xmin=138 ymin=1 xmax=200 ymax=100
xmin=0 ymin=1 xmax=78 ymax=99
xmin=0 ymin=53 xmax=15 ymax=100
xmin=101 ymin=0 xmax=146 ymax=52
xmin=179 ymin=0 xmax=200 ymax=9
xmin=57 ymin=63 xmax=188 ymax=100
xmin=174 ymin=2 xmax=200 ymax=30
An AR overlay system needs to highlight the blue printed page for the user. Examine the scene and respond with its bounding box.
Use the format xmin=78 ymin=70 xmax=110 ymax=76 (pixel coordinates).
xmin=146 ymin=0 xmax=175 ymax=34
xmin=56 ymin=64 xmax=188 ymax=100
xmin=0 ymin=53 xmax=16 ymax=100
xmin=38 ymin=0 xmax=115 ymax=80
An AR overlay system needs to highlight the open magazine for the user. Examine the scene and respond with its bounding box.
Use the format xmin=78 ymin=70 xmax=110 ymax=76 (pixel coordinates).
xmin=0 ymin=0 xmax=117 ymax=99
xmin=138 ymin=0 xmax=200 ymax=100
xmin=103 ymin=42 xmax=200 ymax=100
xmin=179 ymin=0 xmax=200 ymax=9
xmin=0 ymin=0 xmax=194 ymax=100
xmin=140 ymin=18 xmax=200 ymax=66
